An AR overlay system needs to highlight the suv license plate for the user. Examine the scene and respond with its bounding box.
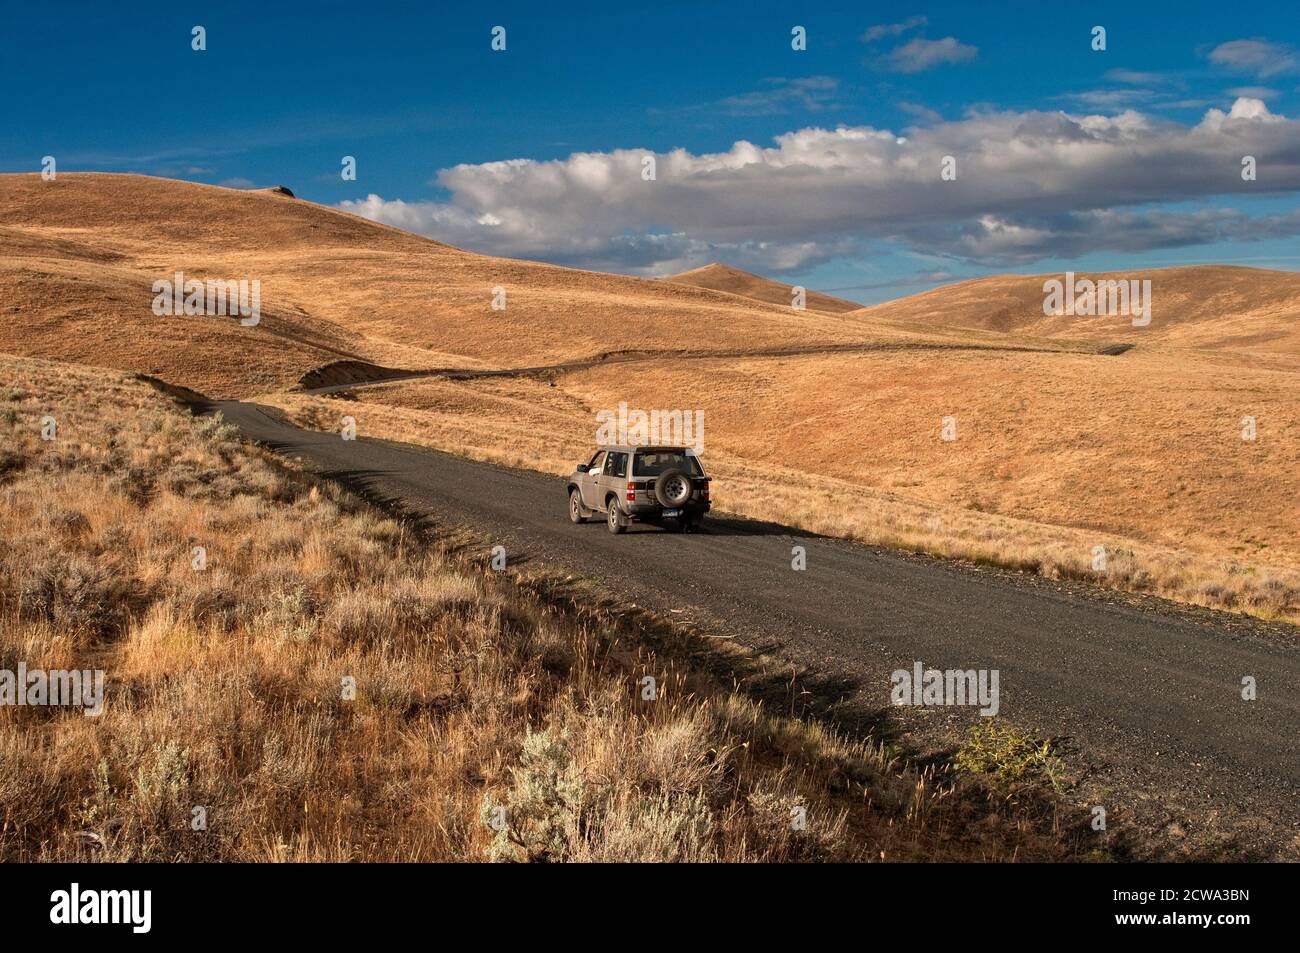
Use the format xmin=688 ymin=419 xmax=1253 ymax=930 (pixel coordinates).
xmin=661 ymin=509 xmax=681 ymax=518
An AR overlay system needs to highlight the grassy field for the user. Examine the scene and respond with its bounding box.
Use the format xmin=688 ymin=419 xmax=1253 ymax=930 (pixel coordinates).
xmin=261 ymin=346 xmax=1300 ymax=626
xmin=850 ymin=264 xmax=1300 ymax=357
xmin=0 ymin=354 xmax=1095 ymax=862
xmin=6 ymin=172 xmax=1297 ymax=626
xmin=0 ymin=173 xmax=899 ymax=397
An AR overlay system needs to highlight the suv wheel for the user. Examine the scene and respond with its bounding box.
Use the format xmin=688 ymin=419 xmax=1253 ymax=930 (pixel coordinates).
xmin=569 ymin=489 xmax=588 ymax=524
xmin=606 ymin=500 xmax=626 ymax=534
xmin=654 ymin=469 xmax=693 ymax=507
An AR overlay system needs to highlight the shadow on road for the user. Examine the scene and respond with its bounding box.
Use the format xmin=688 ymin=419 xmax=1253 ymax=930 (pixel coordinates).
xmin=686 ymin=512 xmax=821 ymax=538
xmin=573 ymin=511 xmax=822 ymax=538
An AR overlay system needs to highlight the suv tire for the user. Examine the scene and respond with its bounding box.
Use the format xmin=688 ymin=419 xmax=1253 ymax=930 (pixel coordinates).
xmin=569 ymin=489 xmax=589 ymax=523
xmin=654 ymin=469 xmax=693 ymax=507
xmin=606 ymin=499 xmax=627 ymax=534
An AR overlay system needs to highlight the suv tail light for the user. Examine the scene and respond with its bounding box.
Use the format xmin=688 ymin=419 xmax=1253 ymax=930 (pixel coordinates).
xmin=626 ymin=482 xmax=636 ymax=502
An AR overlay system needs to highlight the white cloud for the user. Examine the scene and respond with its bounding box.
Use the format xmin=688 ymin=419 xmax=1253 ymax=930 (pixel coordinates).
xmin=883 ymin=36 xmax=978 ymax=73
xmin=1209 ymin=39 xmax=1299 ymax=78
xmin=1200 ymin=96 xmax=1285 ymax=130
xmin=341 ymin=98 xmax=1300 ymax=272
xmin=709 ymin=77 xmax=841 ymax=115
xmin=1103 ymin=69 xmax=1182 ymax=86
xmin=1059 ymin=88 xmax=1159 ymax=108
xmin=1226 ymin=85 xmax=1279 ymax=100
xmin=899 ymin=101 xmax=944 ymax=124
xmin=862 ymin=16 xmax=927 ymax=43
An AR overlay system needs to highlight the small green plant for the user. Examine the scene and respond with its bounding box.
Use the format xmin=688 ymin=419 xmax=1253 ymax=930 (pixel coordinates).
xmin=78 ymin=759 xmax=116 ymax=830
xmin=134 ymin=739 xmax=192 ymax=819
xmin=193 ymin=412 xmax=238 ymax=443
xmin=954 ymin=722 xmax=1065 ymax=796
xmin=484 ymin=728 xmax=586 ymax=863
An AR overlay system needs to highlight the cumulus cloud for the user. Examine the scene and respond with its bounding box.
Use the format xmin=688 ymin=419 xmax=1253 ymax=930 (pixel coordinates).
xmin=1200 ymin=95 xmax=1286 ymax=128
xmin=341 ymin=98 xmax=1300 ymax=273
xmin=1209 ymin=39 xmax=1299 ymax=78
xmin=948 ymin=207 xmax=1300 ymax=260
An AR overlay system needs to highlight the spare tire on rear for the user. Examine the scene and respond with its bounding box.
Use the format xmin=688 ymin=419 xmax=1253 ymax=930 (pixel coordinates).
xmin=654 ymin=469 xmax=692 ymax=507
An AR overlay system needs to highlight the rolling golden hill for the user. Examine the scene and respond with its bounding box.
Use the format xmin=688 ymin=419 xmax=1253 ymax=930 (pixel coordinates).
xmin=2 ymin=173 xmax=904 ymax=396
xmin=666 ymin=262 xmax=862 ymax=314
xmin=851 ymin=266 xmax=1300 ymax=357
xmin=5 ymin=171 xmax=1299 ymax=622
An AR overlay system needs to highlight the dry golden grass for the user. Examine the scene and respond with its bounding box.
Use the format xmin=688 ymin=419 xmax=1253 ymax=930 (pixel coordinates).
xmin=666 ymin=262 xmax=863 ymax=313
xmin=7 ymin=172 xmax=1297 ymax=626
xmin=850 ymin=265 xmax=1300 ymax=357
xmin=0 ymin=354 xmax=1089 ymax=862
xmin=261 ymin=344 xmax=1300 ymax=624
xmin=0 ymin=174 xmax=908 ymax=397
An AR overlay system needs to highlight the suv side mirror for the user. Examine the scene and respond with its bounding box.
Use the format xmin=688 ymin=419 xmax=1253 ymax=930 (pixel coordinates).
xmin=575 ymin=464 xmax=589 ymax=473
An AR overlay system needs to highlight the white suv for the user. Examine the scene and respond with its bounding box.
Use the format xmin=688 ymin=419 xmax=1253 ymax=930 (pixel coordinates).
xmin=566 ymin=445 xmax=711 ymax=534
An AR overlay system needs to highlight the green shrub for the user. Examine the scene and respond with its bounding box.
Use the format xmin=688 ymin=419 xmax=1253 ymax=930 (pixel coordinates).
xmin=954 ymin=722 xmax=1064 ymax=796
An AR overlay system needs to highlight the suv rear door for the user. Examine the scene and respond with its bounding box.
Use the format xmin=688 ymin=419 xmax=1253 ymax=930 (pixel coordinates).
xmin=599 ymin=451 xmax=629 ymax=509
xmin=580 ymin=451 xmax=606 ymax=509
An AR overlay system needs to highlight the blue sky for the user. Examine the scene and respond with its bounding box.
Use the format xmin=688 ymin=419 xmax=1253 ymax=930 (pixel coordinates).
xmin=4 ymin=0 xmax=1300 ymax=303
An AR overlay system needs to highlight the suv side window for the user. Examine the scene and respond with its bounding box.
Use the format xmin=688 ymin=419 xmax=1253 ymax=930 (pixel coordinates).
xmin=588 ymin=451 xmax=606 ymax=473
xmin=605 ymin=451 xmax=628 ymax=478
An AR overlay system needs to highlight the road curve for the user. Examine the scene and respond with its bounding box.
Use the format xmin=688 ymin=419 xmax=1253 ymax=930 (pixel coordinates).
xmin=294 ymin=339 xmax=1106 ymax=395
xmin=209 ymin=398 xmax=1300 ymax=856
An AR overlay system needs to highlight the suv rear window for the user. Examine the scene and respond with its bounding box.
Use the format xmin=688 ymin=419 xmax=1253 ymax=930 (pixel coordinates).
xmin=633 ymin=451 xmax=702 ymax=477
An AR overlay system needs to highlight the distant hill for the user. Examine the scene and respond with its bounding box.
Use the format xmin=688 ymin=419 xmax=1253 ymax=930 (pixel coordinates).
xmin=666 ymin=262 xmax=862 ymax=314
xmin=849 ymin=266 xmax=1300 ymax=355
xmin=0 ymin=174 xmax=883 ymax=397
